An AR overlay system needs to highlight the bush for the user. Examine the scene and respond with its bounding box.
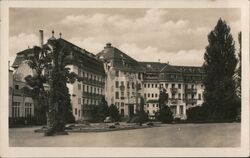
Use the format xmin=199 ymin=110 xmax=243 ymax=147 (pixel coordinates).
xmin=108 ymin=104 xmax=121 ymax=122
xmin=186 ymin=105 xmax=208 ymax=121
xmin=155 ymin=106 xmax=173 ymax=123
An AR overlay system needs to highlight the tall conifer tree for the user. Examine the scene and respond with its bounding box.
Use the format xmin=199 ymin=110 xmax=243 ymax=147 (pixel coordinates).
xmin=203 ymin=18 xmax=238 ymax=120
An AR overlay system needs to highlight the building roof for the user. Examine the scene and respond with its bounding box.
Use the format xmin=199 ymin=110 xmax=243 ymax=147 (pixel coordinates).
xmin=12 ymin=37 xmax=105 ymax=75
xmin=97 ymin=43 xmax=144 ymax=72
xmin=139 ymin=62 xmax=166 ymax=73
xmin=173 ymin=65 xmax=204 ymax=74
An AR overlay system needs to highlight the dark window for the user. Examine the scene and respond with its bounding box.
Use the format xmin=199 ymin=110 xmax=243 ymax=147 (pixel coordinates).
xmin=178 ymin=84 xmax=181 ymax=89
xmin=144 ymin=84 xmax=146 ymax=88
xmin=148 ymin=93 xmax=150 ymax=97
xmin=115 ymin=81 xmax=119 ymax=88
xmin=155 ymin=93 xmax=158 ymax=98
xmin=115 ymin=70 xmax=119 ymax=77
xmin=198 ymin=94 xmax=201 ymax=100
xmin=115 ymin=92 xmax=119 ymax=99
xmin=148 ymin=84 xmax=150 ymax=88
xmin=144 ymin=93 xmax=146 ymax=98
xmin=152 ymin=84 xmax=154 ymax=88
xmin=172 ymin=84 xmax=175 ymax=88
xmin=75 ymin=108 xmax=77 ymax=115
xmin=152 ymin=93 xmax=154 ymax=97
xmin=178 ymin=93 xmax=181 ymax=99
xmin=155 ymin=84 xmax=158 ymax=88
xmin=78 ymin=84 xmax=81 ymax=90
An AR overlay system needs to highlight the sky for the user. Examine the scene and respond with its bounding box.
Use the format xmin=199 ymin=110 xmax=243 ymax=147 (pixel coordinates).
xmin=9 ymin=8 xmax=241 ymax=66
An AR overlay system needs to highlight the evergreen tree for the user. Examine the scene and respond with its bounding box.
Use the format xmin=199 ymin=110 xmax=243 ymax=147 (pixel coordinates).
xmin=203 ymin=18 xmax=238 ymax=120
xmin=108 ymin=104 xmax=120 ymax=122
xmin=94 ymin=97 xmax=109 ymax=122
xmin=156 ymin=88 xmax=173 ymax=123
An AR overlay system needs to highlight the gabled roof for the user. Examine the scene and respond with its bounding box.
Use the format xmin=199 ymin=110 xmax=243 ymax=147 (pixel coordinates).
xmin=139 ymin=62 xmax=166 ymax=73
xmin=160 ymin=64 xmax=181 ymax=73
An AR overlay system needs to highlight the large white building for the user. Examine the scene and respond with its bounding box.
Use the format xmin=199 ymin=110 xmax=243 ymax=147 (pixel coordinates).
xmin=97 ymin=43 xmax=205 ymax=120
xmin=10 ymin=30 xmax=205 ymax=122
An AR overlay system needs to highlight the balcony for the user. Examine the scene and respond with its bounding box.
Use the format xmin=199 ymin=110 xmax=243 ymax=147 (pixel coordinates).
xmin=185 ymin=88 xmax=197 ymax=94
xmin=170 ymin=88 xmax=178 ymax=94
xmin=169 ymin=98 xmax=178 ymax=104
xmin=185 ymin=99 xmax=197 ymax=104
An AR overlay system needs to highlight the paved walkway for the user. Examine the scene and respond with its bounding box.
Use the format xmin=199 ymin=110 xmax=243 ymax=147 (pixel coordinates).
xmin=9 ymin=123 xmax=240 ymax=147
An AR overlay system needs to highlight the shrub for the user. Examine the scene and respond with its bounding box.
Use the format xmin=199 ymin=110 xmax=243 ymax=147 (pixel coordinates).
xmin=155 ymin=106 xmax=173 ymax=123
xmin=108 ymin=104 xmax=121 ymax=122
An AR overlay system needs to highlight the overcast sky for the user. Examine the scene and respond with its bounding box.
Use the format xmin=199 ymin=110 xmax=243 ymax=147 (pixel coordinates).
xmin=9 ymin=8 xmax=241 ymax=66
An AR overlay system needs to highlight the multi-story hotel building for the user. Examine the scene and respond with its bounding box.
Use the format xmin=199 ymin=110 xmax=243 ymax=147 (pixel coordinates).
xmin=97 ymin=43 xmax=205 ymax=120
xmin=11 ymin=30 xmax=105 ymax=122
xmin=10 ymin=30 xmax=204 ymax=122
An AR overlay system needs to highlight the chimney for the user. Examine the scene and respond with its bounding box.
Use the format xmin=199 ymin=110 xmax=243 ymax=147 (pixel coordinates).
xmin=105 ymin=42 xmax=112 ymax=48
xmin=39 ymin=30 xmax=44 ymax=47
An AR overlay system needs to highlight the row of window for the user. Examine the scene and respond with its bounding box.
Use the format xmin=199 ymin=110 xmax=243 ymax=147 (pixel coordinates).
xmin=115 ymin=81 xmax=141 ymax=89
xmin=78 ymin=98 xmax=100 ymax=105
xmin=12 ymin=102 xmax=33 ymax=118
xmin=78 ymin=84 xmax=103 ymax=94
xmin=78 ymin=68 xmax=104 ymax=82
xmin=115 ymin=91 xmax=141 ymax=99
xmin=144 ymin=93 xmax=202 ymax=100
xmin=143 ymin=83 xmax=204 ymax=89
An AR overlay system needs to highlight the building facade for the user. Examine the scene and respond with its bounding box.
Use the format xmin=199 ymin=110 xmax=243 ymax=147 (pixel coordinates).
xmin=97 ymin=44 xmax=205 ymax=120
xmin=10 ymin=30 xmax=204 ymax=121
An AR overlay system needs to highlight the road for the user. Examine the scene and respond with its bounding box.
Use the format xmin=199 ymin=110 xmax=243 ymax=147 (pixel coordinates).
xmin=9 ymin=123 xmax=240 ymax=147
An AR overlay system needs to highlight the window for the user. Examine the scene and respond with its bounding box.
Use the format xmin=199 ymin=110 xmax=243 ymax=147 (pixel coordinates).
xmin=82 ymin=85 xmax=85 ymax=91
xmin=153 ymin=110 xmax=156 ymax=114
xmin=155 ymin=93 xmax=158 ymax=98
xmin=75 ymin=108 xmax=77 ymax=115
xmin=82 ymin=99 xmax=85 ymax=104
xmin=148 ymin=84 xmax=150 ymax=88
xmin=90 ymin=74 xmax=93 ymax=80
xmin=127 ymin=92 xmax=130 ymax=97
xmin=90 ymin=87 xmax=93 ymax=93
xmin=94 ymin=87 xmax=96 ymax=94
xmin=152 ymin=93 xmax=154 ymax=98
xmin=121 ymin=109 xmax=124 ymax=116
xmin=178 ymin=84 xmax=181 ymax=89
xmin=115 ymin=70 xmax=119 ymax=77
xmin=121 ymin=81 xmax=124 ymax=86
xmin=172 ymin=93 xmax=175 ymax=99
xmin=191 ymin=94 xmax=195 ymax=99
xmin=148 ymin=93 xmax=150 ymax=97
xmin=12 ymin=102 xmax=20 ymax=118
xmin=178 ymin=93 xmax=181 ymax=99
xmin=115 ymin=81 xmax=119 ymax=88
xmin=24 ymin=103 xmax=32 ymax=117
xmin=86 ymin=86 xmax=89 ymax=92
xmin=147 ymin=110 xmax=149 ymax=114
xmin=172 ymin=84 xmax=175 ymax=88
xmin=198 ymin=94 xmax=201 ymax=100
xmin=156 ymin=104 xmax=158 ymax=107
xmin=201 ymin=84 xmax=204 ymax=88
xmin=115 ymin=92 xmax=119 ymax=99
xmin=144 ymin=84 xmax=146 ymax=88
xmin=153 ymin=104 xmax=155 ymax=107
xmin=82 ymin=71 xmax=85 ymax=77
xmin=191 ymin=84 xmax=194 ymax=89
xmin=155 ymin=84 xmax=158 ymax=88
xmin=78 ymin=98 xmax=81 ymax=104
xmin=79 ymin=110 xmax=81 ymax=117
xmin=132 ymin=82 xmax=135 ymax=89
xmin=147 ymin=104 xmax=149 ymax=107
xmin=121 ymin=102 xmax=124 ymax=107
xmin=144 ymin=93 xmax=146 ymax=98
xmin=78 ymin=84 xmax=81 ymax=90
xmin=127 ymin=82 xmax=130 ymax=88
xmin=152 ymin=84 xmax=154 ymax=88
